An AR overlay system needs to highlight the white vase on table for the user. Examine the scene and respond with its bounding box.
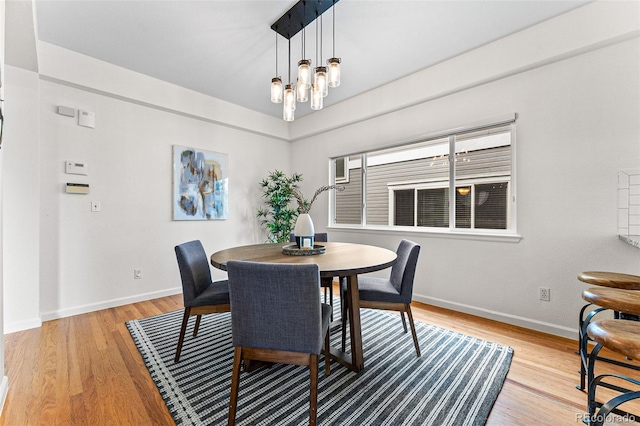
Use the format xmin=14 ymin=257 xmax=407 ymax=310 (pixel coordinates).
xmin=294 ymin=213 xmax=315 ymax=249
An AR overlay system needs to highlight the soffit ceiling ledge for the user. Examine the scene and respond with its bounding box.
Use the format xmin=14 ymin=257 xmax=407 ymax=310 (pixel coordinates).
xmin=35 ymin=41 xmax=290 ymax=142
xmin=288 ymin=0 xmax=640 ymax=142
xmin=5 ymin=0 xmax=39 ymax=73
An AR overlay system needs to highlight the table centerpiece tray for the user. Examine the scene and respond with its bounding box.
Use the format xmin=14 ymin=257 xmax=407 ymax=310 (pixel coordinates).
xmin=282 ymin=244 xmax=326 ymax=256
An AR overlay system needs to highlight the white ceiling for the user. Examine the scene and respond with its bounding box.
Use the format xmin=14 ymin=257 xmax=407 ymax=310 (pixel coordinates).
xmin=30 ymin=0 xmax=592 ymax=120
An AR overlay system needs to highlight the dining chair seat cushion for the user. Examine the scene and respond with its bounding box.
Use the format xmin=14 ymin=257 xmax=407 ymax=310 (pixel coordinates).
xmin=187 ymin=280 xmax=230 ymax=307
xmin=356 ymin=277 xmax=403 ymax=304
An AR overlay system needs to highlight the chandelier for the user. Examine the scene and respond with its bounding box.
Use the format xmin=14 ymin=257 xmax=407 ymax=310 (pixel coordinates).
xmin=270 ymin=0 xmax=341 ymax=121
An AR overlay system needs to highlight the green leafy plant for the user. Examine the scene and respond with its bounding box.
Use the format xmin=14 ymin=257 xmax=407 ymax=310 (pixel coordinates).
xmin=257 ymin=170 xmax=303 ymax=243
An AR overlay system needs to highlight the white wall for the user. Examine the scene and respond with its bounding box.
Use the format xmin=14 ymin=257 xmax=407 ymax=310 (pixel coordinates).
xmin=3 ymin=46 xmax=291 ymax=329
xmin=2 ymin=66 xmax=40 ymax=332
xmin=291 ymin=34 xmax=640 ymax=337
xmin=0 ymin=0 xmax=9 ymax=413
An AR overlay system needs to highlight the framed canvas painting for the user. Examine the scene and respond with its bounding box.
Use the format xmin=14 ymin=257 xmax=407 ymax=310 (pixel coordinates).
xmin=173 ymin=146 xmax=228 ymax=220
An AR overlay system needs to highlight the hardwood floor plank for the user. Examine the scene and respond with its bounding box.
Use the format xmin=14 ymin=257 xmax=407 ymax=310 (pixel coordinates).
xmin=2 ymin=292 xmax=638 ymax=425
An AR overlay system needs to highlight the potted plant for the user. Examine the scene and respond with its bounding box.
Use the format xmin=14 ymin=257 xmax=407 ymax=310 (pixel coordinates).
xmin=256 ymin=170 xmax=303 ymax=243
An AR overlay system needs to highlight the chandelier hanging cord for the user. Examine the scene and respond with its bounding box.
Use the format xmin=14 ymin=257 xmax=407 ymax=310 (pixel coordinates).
xmin=320 ymin=11 xmax=323 ymax=63
xmin=288 ymin=37 xmax=291 ymax=83
xmin=332 ymin=0 xmax=335 ymax=57
xmin=315 ymin=12 xmax=319 ymax=66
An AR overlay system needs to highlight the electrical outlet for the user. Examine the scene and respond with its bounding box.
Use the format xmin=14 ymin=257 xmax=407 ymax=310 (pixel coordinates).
xmin=134 ymin=269 xmax=142 ymax=279
xmin=539 ymin=287 xmax=550 ymax=301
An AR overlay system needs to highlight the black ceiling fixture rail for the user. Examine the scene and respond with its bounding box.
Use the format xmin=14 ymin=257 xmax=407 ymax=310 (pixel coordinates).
xmin=271 ymin=0 xmax=340 ymax=39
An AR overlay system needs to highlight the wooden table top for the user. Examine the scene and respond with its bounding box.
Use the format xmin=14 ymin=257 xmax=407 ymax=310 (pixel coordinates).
xmin=210 ymin=242 xmax=397 ymax=278
xmin=577 ymin=271 xmax=640 ymax=290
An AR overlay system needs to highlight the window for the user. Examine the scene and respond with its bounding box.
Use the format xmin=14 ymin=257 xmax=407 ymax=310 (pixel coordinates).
xmin=333 ymin=155 xmax=362 ymax=225
xmin=389 ymin=180 xmax=509 ymax=230
xmin=335 ymin=157 xmax=349 ymax=183
xmin=331 ymin=120 xmax=515 ymax=234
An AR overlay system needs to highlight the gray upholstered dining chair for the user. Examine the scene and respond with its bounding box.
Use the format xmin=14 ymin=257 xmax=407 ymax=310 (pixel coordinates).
xmin=174 ymin=240 xmax=230 ymax=363
xmin=226 ymin=260 xmax=332 ymax=426
xmin=341 ymin=239 xmax=422 ymax=357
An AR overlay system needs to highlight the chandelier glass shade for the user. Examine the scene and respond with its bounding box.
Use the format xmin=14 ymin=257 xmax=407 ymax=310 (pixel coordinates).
xmin=327 ymin=57 xmax=340 ymax=87
xmin=298 ymin=59 xmax=311 ymax=88
xmin=310 ymin=83 xmax=323 ymax=110
xmin=284 ymin=84 xmax=296 ymax=111
xmin=314 ymin=66 xmax=328 ymax=97
xmin=283 ymin=106 xmax=295 ymax=122
xmin=297 ymin=79 xmax=309 ymax=102
xmin=270 ymin=77 xmax=283 ymax=103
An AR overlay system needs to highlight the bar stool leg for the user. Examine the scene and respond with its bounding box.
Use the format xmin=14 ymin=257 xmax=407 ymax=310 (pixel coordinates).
xmin=577 ymin=307 xmax=607 ymax=391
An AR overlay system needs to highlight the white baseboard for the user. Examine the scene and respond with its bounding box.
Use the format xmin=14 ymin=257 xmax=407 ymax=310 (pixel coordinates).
xmin=0 ymin=375 xmax=8 ymax=417
xmin=4 ymin=318 xmax=42 ymax=335
xmin=413 ymin=293 xmax=577 ymax=340
xmin=37 ymin=287 xmax=183 ymax=324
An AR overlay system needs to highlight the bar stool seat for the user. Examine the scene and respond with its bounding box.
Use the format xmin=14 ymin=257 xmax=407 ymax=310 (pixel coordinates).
xmin=582 ymin=287 xmax=640 ymax=317
xmin=579 ymin=271 xmax=640 ymax=290
xmin=585 ymin=320 xmax=640 ymax=425
xmin=588 ymin=320 xmax=640 ymax=360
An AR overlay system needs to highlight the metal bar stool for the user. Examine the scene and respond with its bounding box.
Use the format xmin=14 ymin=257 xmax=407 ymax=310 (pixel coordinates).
xmin=584 ymin=319 xmax=640 ymax=425
xmin=577 ymin=272 xmax=640 ymax=388
xmin=578 ymin=286 xmax=640 ymax=392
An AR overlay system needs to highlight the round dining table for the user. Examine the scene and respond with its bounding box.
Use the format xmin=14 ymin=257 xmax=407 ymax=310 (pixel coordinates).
xmin=210 ymin=241 xmax=397 ymax=372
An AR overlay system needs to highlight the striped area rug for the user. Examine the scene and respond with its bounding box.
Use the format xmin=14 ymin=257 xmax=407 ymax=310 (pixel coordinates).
xmin=127 ymin=303 xmax=512 ymax=425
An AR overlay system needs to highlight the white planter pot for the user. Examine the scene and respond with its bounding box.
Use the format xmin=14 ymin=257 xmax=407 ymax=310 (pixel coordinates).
xmin=294 ymin=213 xmax=315 ymax=249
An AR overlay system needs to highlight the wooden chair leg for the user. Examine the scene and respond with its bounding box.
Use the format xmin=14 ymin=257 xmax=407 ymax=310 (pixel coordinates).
xmin=325 ymin=330 xmax=331 ymax=376
xmin=328 ymin=283 xmax=334 ymax=322
xmin=174 ymin=307 xmax=191 ymax=363
xmin=309 ymin=355 xmax=319 ymax=426
xmin=193 ymin=314 xmax=202 ymax=337
xmin=321 ymin=277 xmax=334 ymax=321
xmin=405 ymin=304 xmax=421 ymax=357
xmin=228 ymin=347 xmax=242 ymax=426
xmin=341 ymin=298 xmax=348 ymax=352
xmin=400 ymin=311 xmax=407 ymax=333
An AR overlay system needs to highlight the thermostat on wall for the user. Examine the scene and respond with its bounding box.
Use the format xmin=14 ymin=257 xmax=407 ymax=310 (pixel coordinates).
xmin=78 ymin=110 xmax=95 ymax=128
xmin=66 ymin=183 xmax=89 ymax=194
xmin=66 ymin=160 xmax=88 ymax=175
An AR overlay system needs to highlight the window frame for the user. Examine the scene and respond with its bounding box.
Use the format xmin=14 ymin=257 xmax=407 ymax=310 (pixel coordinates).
xmin=328 ymin=114 xmax=521 ymax=242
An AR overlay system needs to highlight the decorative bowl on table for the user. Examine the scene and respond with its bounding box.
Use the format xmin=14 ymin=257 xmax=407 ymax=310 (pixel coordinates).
xmin=282 ymin=244 xmax=326 ymax=256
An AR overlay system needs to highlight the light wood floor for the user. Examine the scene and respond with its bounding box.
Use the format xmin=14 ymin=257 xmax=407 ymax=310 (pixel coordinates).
xmin=2 ymin=290 xmax=639 ymax=425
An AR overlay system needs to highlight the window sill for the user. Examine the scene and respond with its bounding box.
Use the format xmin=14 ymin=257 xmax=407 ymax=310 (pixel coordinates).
xmin=327 ymin=224 xmax=522 ymax=243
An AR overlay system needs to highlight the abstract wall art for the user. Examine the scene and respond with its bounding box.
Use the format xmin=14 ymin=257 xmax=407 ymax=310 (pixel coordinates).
xmin=173 ymin=146 xmax=228 ymax=220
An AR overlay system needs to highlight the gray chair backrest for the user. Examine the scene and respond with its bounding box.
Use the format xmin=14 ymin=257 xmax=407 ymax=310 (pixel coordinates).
xmin=175 ymin=240 xmax=214 ymax=305
xmin=227 ymin=260 xmax=323 ymax=354
xmin=389 ymin=240 xmax=421 ymax=303
xmin=289 ymin=232 xmax=328 ymax=243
